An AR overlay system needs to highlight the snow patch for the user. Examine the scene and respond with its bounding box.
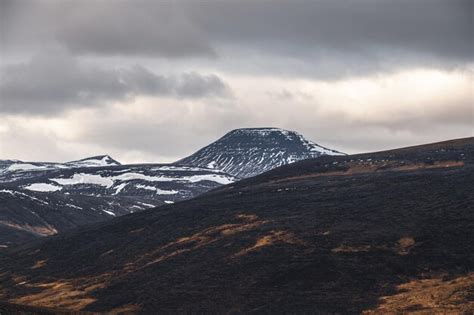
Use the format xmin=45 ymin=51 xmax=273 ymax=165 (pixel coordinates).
xmin=51 ymin=173 xmax=114 ymax=188
xmin=186 ymin=174 xmax=234 ymax=185
xmin=8 ymin=163 xmax=48 ymax=172
xmin=24 ymin=183 xmax=62 ymax=192
xmin=110 ymin=172 xmax=234 ymax=185
xmin=138 ymin=201 xmax=156 ymax=208
xmin=0 ymin=189 xmax=15 ymax=196
xmin=65 ymin=203 xmax=83 ymax=210
xmin=136 ymin=184 xmax=178 ymax=195
xmin=113 ymin=183 xmax=128 ymax=195
xmin=102 ymin=209 xmax=116 ymax=216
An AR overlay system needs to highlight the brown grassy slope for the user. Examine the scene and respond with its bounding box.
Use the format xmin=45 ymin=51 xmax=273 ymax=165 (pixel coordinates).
xmin=0 ymin=137 xmax=473 ymax=313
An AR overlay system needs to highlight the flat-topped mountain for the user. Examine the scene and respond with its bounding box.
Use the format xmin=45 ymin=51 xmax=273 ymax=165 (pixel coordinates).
xmin=1 ymin=137 xmax=471 ymax=313
xmin=175 ymin=127 xmax=344 ymax=178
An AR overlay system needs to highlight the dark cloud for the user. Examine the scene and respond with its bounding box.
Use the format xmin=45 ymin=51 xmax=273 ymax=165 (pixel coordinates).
xmin=0 ymin=51 xmax=231 ymax=115
xmin=0 ymin=0 xmax=213 ymax=58
xmin=55 ymin=2 xmax=215 ymax=58
xmin=2 ymin=0 xmax=472 ymax=66
xmin=195 ymin=0 xmax=472 ymax=61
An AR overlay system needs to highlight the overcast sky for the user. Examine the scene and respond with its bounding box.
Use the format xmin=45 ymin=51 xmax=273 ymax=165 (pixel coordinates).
xmin=0 ymin=0 xmax=472 ymax=163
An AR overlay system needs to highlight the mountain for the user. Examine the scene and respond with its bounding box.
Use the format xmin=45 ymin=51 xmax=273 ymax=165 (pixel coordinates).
xmin=64 ymin=155 xmax=121 ymax=168
xmin=0 ymin=128 xmax=341 ymax=245
xmin=0 ymin=137 xmax=472 ymax=313
xmin=175 ymin=127 xmax=344 ymax=178
xmin=0 ymin=155 xmax=120 ymax=174
xmin=0 ymin=158 xmax=236 ymax=246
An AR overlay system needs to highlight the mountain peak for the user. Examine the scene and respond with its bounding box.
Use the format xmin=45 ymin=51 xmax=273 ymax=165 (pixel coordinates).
xmin=176 ymin=127 xmax=344 ymax=178
xmin=224 ymin=127 xmax=295 ymax=138
xmin=227 ymin=127 xmax=286 ymax=132
xmin=67 ymin=155 xmax=121 ymax=167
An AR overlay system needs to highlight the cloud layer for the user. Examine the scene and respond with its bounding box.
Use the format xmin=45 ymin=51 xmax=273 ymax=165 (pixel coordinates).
xmin=0 ymin=51 xmax=230 ymax=115
xmin=1 ymin=68 xmax=471 ymax=163
xmin=3 ymin=0 xmax=472 ymax=60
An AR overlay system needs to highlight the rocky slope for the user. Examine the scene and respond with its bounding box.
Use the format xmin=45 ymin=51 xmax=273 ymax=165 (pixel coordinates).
xmin=175 ymin=128 xmax=344 ymax=178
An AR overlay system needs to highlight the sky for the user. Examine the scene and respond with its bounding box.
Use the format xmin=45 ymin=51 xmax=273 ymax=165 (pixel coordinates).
xmin=0 ymin=0 xmax=472 ymax=164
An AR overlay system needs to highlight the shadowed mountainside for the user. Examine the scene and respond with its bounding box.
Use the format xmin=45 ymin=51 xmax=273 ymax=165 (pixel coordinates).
xmin=0 ymin=162 xmax=236 ymax=246
xmin=0 ymin=137 xmax=473 ymax=313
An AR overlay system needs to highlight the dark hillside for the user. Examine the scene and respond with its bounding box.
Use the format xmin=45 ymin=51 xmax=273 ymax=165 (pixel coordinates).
xmin=0 ymin=138 xmax=473 ymax=313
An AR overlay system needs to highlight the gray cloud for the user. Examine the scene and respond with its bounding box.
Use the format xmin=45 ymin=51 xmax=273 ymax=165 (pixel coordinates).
xmin=55 ymin=2 xmax=215 ymax=58
xmin=0 ymin=0 xmax=214 ymax=58
xmin=0 ymin=51 xmax=231 ymax=115
xmin=196 ymin=0 xmax=472 ymax=61
xmin=2 ymin=0 xmax=472 ymax=67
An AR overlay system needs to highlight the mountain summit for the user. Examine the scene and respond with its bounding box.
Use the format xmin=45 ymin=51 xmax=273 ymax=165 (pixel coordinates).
xmin=175 ymin=128 xmax=344 ymax=178
xmin=66 ymin=155 xmax=121 ymax=167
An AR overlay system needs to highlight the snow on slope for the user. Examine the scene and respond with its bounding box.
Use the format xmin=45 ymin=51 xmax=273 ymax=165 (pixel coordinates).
xmin=1 ymin=162 xmax=237 ymax=204
xmin=7 ymin=163 xmax=50 ymax=172
xmin=48 ymin=171 xmax=235 ymax=188
xmin=24 ymin=183 xmax=62 ymax=192
xmin=0 ymin=155 xmax=120 ymax=175
xmin=0 ymin=161 xmax=238 ymax=245
xmin=51 ymin=173 xmax=115 ymax=188
xmin=66 ymin=155 xmax=121 ymax=168
xmin=175 ymin=128 xmax=344 ymax=178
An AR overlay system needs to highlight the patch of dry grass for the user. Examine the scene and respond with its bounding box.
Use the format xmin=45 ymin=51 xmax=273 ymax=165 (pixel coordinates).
xmin=0 ymin=221 xmax=57 ymax=236
xmin=331 ymin=245 xmax=372 ymax=253
xmin=270 ymin=160 xmax=465 ymax=184
xmin=11 ymin=278 xmax=106 ymax=310
xmin=232 ymin=230 xmax=306 ymax=257
xmin=140 ymin=213 xmax=269 ymax=267
xmin=364 ymin=273 xmax=474 ymax=314
xmin=31 ymin=259 xmax=48 ymax=270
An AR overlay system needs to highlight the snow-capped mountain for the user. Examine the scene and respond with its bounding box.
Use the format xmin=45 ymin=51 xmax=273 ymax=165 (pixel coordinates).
xmin=0 ymin=155 xmax=120 ymax=174
xmin=175 ymin=128 xmax=344 ymax=178
xmin=0 ymin=156 xmax=236 ymax=246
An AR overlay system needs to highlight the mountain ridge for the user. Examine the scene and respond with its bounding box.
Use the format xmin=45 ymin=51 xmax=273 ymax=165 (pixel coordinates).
xmin=0 ymin=155 xmax=121 ymax=174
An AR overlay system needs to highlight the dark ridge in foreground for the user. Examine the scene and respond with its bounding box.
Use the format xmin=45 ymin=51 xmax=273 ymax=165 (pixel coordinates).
xmin=0 ymin=137 xmax=473 ymax=313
